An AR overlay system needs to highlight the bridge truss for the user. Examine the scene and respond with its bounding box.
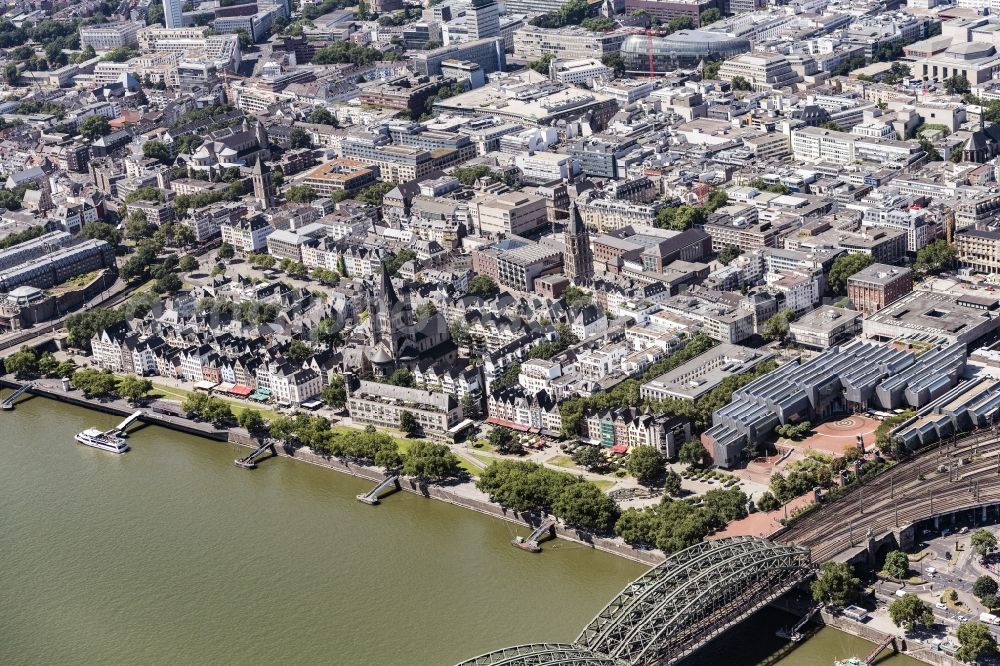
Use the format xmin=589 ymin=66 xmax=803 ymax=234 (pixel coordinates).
xmin=455 ymin=537 xmax=812 ymax=666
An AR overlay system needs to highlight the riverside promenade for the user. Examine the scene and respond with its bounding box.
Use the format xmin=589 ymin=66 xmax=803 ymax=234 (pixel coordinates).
xmin=0 ymin=375 xmax=665 ymax=566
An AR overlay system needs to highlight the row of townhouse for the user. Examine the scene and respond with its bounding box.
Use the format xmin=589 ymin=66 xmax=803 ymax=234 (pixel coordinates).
xmin=411 ymin=361 xmax=483 ymax=400
xmin=486 ymin=387 xmax=563 ymax=436
xmin=90 ymin=323 xmax=325 ymax=406
xmin=579 ymin=407 xmax=691 ymax=457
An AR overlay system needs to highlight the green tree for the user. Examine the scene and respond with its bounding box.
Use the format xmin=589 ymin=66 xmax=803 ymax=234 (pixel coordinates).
xmin=385 ymin=368 xmax=415 ymax=388
xmin=957 ymin=622 xmax=997 ymax=663
xmin=663 ymin=469 xmax=682 ymax=497
xmin=285 ymin=184 xmax=316 ymax=203
xmin=529 ymin=53 xmax=554 ymax=75
xmin=154 ymin=273 xmax=181 ymax=293
xmin=883 ymin=550 xmax=910 ymax=579
xmin=615 ymin=508 xmax=661 ymax=548
xmin=236 ymin=408 xmax=267 ymax=434
xmin=756 ymin=491 xmax=780 ymax=512
xmin=402 ymin=440 xmax=462 ymax=481
xmin=552 ymin=482 xmax=619 ymax=534
xmin=914 ymin=239 xmax=957 ymax=275
xmin=602 ymin=52 xmax=625 ymax=78
xmin=399 ymin=410 xmax=420 ymax=437
xmin=920 ymin=136 xmax=942 ymax=161
xmin=573 ymin=445 xmax=607 ymax=472
xmin=357 ymin=181 xmax=397 ymax=207
xmin=71 ymin=368 xmax=119 ymax=397
xmin=414 ymin=302 xmax=438 ymax=320
xmin=581 ymin=16 xmax=616 ymax=32
xmin=666 ymin=16 xmax=693 ymax=32
xmin=626 ymin=446 xmax=666 ymax=487
xmin=307 ymin=107 xmax=336 ymax=125
xmin=5 ymin=346 xmax=37 ymax=377
xmin=55 ymin=360 xmax=77 ymax=379
xmin=717 ymin=245 xmax=742 ymax=265
xmin=116 ymin=376 xmax=152 ymax=404
xmin=142 ymin=139 xmax=171 ymax=164
xmin=762 ymin=309 xmax=796 ymax=343
xmin=79 ymin=114 xmax=111 ymax=140
xmin=469 ymin=275 xmax=499 ymax=297
xmin=37 ymin=351 xmax=59 ymax=376
xmin=889 ymin=594 xmax=934 ymax=631
xmin=285 ymin=339 xmax=313 ymax=365
xmin=489 ymin=426 xmax=522 ymax=454
xmin=287 ymin=127 xmax=312 ymax=149
xmin=178 ymin=255 xmax=198 ymax=272
xmin=558 ymin=0 xmax=589 ymax=25
xmin=374 ymin=444 xmax=403 ymax=471
xmin=202 ymin=398 xmax=234 ymax=427
xmin=4 ymin=62 xmax=19 ymax=85
xmin=730 ymin=75 xmax=752 ymax=91
xmin=234 ymin=28 xmax=252 ymax=49
xmin=563 ymin=286 xmax=592 ymax=309
xmin=827 ymin=253 xmax=874 ymax=296
xmin=101 ymin=46 xmax=138 ymax=63
xmin=972 ymin=530 xmax=998 ymax=558
xmin=944 ymin=74 xmax=971 ymax=95
xmin=321 ymin=375 xmax=347 ymax=409
xmin=678 ymin=439 xmax=709 ymax=467
xmin=811 ymin=561 xmax=861 ymax=606
xmin=703 ymin=59 xmax=721 ymax=79
xmin=974 ymin=576 xmax=999 ymax=599
xmin=218 ymin=242 xmax=235 ymax=260
xmin=699 ymin=7 xmax=720 ymax=24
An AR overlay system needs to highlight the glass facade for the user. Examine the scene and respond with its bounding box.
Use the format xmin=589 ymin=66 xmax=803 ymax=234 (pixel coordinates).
xmin=621 ymin=31 xmax=751 ymax=74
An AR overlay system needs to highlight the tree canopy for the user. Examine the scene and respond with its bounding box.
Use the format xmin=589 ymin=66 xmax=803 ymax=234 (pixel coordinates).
xmin=811 ymin=561 xmax=860 ymax=606
xmin=827 ymin=253 xmax=874 ymax=295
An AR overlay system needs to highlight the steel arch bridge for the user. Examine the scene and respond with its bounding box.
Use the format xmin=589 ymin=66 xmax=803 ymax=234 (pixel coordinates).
xmin=455 ymin=537 xmax=812 ymax=666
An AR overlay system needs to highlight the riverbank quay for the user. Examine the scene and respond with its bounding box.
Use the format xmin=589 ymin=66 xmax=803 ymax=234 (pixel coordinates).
xmin=0 ymin=376 xmax=665 ymax=566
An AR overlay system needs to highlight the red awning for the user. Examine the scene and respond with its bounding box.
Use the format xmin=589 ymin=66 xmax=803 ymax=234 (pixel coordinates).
xmin=611 ymin=444 xmax=629 ymax=455
xmin=229 ymin=384 xmax=252 ymax=396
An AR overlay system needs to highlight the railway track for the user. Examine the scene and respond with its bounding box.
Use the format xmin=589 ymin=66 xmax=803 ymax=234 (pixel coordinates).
xmin=778 ymin=429 xmax=1000 ymax=561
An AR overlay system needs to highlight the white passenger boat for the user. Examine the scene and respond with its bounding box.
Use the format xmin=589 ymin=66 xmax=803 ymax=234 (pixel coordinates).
xmin=74 ymin=428 xmax=129 ymax=454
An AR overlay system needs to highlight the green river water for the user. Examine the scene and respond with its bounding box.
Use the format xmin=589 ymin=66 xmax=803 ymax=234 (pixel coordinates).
xmin=0 ymin=392 xmax=920 ymax=666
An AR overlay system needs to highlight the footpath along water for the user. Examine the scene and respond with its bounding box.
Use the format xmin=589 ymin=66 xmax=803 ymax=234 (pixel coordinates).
xmin=0 ymin=391 xmax=922 ymax=665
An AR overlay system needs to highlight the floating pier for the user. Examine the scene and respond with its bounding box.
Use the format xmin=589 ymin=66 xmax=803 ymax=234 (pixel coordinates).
xmin=511 ymin=517 xmax=556 ymax=553
xmin=356 ymin=474 xmax=401 ymax=505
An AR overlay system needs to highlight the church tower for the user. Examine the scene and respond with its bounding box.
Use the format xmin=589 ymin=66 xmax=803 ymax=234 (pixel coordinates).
xmin=251 ymin=158 xmax=275 ymax=210
xmin=369 ymin=262 xmax=414 ymax=358
xmin=563 ymin=203 xmax=593 ymax=281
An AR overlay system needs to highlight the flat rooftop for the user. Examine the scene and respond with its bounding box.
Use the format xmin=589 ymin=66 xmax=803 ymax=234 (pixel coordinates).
xmin=641 ymin=343 xmax=774 ymax=401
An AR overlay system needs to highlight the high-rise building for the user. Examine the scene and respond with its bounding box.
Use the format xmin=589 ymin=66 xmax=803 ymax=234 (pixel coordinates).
xmin=563 ymin=204 xmax=593 ymax=281
xmin=468 ymin=0 xmax=500 ymax=40
xmin=163 ymin=0 xmax=183 ymax=28
xmin=251 ymin=158 xmax=275 ymax=210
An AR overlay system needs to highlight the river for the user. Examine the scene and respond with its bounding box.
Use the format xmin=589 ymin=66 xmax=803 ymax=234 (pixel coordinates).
xmin=0 ymin=392 xmax=920 ymax=665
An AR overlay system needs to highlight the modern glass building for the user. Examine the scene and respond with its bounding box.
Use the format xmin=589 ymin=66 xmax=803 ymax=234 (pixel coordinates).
xmin=621 ymin=30 xmax=751 ymax=74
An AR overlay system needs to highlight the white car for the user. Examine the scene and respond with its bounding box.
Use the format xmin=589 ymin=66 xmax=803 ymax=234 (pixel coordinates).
xmin=926 ymin=567 xmax=937 ymax=576
xmin=936 ymin=603 xmax=948 ymax=610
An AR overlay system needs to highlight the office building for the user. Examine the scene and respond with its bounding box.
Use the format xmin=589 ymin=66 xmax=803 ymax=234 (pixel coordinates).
xmin=163 ymin=0 xmax=183 ymax=29
xmin=847 ymin=264 xmax=913 ymax=315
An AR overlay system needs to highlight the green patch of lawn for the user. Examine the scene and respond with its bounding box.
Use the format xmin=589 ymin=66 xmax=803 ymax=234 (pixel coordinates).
xmin=456 ymin=454 xmax=481 ymax=477
xmin=592 ymin=479 xmax=615 ymax=492
xmin=469 ymin=452 xmax=496 ymax=467
xmin=141 ymin=380 xmax=281 ymax=421
xmin=469 ymin=439 xmax=494 ymax=452
xmin=547 ymin=454 xmax=577 ymax=470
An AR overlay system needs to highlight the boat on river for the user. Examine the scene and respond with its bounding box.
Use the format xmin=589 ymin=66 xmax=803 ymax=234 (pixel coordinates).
xmin=74 ymin=428 xmax=129 ymax=454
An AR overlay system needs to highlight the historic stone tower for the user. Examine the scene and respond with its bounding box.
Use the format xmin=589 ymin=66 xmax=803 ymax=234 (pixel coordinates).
xmin=251 ymin=158 xmax=274 ymax=210
xmin=563 ymin=203 xmax=593 ymax=281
